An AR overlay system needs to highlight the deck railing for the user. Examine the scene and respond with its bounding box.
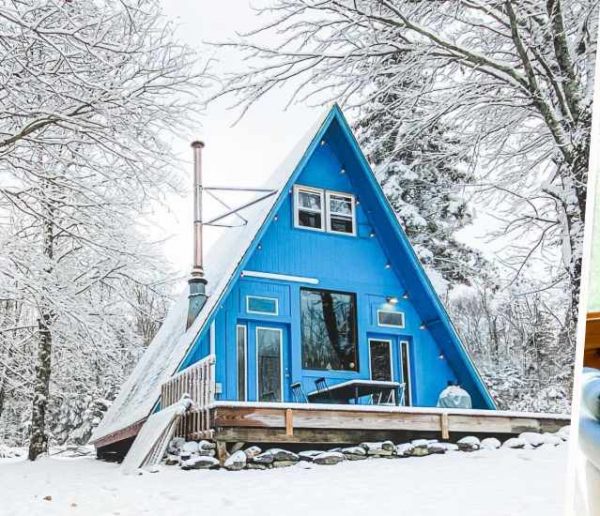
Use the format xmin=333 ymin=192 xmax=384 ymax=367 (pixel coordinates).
xmin=160 ymin=354 xmax=216 ymax=439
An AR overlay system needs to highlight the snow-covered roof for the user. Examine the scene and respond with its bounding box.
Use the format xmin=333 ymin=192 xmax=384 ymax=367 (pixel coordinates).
xmin=91 ymin=106 xmax=332 ymax=444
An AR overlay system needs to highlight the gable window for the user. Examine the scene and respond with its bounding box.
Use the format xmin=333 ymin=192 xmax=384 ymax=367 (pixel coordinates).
xmin=326 ymin=191 xmax=356 ymax=235
xmin=246 ymin=295 xmax=279 ymax=316
xmin=377 ymin=310 xmax=405 ymax=328
xmin=294 ymin=186 xmax=324 ymax=231
xmin=293 ymin=185 xmax=356 ymax=236
xmin=301 ymin=287 xmax=358 ymax=371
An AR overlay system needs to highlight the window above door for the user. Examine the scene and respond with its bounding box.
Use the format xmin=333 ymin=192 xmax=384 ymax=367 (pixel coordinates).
xmin=293 ymin=184 xmax=356 ymax=236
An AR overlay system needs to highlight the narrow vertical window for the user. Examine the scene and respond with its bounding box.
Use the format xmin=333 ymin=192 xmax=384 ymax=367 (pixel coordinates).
xmin=326 ymin=191 xmax=355 ymax=235
xmin=400 ymin=341 xmax=412 ymax=406
xmin=294 ymin=186 xmax=324 ymax=230
xmin=236 ymin=324 xmax=247 ymax=401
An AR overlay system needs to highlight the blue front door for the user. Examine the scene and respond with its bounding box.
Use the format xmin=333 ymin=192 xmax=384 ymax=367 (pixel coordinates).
xmin=247 ymin=321 xmax=290 ymax=402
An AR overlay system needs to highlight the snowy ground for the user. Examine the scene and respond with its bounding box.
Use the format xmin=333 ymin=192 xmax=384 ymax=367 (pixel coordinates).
xmin=0 ymin=445 xmax=567 ymax=516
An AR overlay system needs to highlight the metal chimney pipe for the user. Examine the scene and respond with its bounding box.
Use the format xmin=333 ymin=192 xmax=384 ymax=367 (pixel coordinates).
xmin=187 ymin=140 xmax=207 ymax=329
xmin=191 ymin=140 xmax=205 ymax=278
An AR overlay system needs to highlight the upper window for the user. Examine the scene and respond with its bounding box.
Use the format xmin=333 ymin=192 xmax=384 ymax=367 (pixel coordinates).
xmin=294 ymin=185 xmax=355 ymax=236
xmin=326 ymin=191 xmax=355 ymax=235
xmin=294 ymin=186 xmax=324 ymax=231
xmin=246 ymin=295 xmax=279 ymax=316
xmin=377 ymin=310 xmax=405 ymax=328
xmin=301 ymin=287 xmax=358 ymax=371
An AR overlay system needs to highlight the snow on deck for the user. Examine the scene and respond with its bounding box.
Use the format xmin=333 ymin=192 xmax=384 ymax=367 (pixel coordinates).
xmin=0 ymin=446 xmax=567 ymax=516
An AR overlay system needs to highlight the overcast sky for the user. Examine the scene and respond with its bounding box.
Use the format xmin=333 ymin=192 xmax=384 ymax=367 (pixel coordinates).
xmin=155 ymin=0 xmax=321 ymax=275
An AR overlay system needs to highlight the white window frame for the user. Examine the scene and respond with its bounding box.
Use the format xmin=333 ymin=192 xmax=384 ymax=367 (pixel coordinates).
xmin=377 ymin=309 xmax=405 ymax=329
xmin=293 ymin=185 xmax=325 ymax=232
xmin=326 ymin=190 xmax=356 ymax=236
xmin=246 ymin=295 xmax=279 ymax=316
xmin=236 ymin=324 xmax=248 ymax=401
xmin=367 ymin=338 xmax=394 ymax=381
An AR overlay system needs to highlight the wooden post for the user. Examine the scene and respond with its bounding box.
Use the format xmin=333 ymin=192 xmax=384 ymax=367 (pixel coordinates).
xmin=440 ymin=412 xmax=450 ymax=440
xmin=285 ymin=408 xmax=294 ymax=437
xmin=216 ymin=440 xmax=229 ymax=465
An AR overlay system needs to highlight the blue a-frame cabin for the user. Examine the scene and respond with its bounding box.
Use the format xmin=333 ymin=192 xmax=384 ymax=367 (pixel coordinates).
xmin=92 ymin=105 xmax=504 ymax=455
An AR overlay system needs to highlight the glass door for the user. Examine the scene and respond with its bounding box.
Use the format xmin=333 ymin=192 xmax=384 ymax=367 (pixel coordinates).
xmin=256 ymin=326 xmax=283 ymax=402
xmin=246 ymin=322 xmax=289 ymax=402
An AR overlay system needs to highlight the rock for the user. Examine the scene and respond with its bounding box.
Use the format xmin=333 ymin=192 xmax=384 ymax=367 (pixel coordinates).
xmin=427 ymin=442 xmax=447 ymax=454
xmin=502 ymin=437 xmax=526 ymax=449
xmin=313 ymin=451 xmax=345 ymax=466
xmin=395 ymin=443 xmax=414 ymax=457
xmin=167 ymin=437 xmax=185 ymax=455
xmin=224 ymin=450 xmax=247 ymax=471
xmin=198 ymin=440 xmax=216 ymax=451
xmin=557 ymin=426 xmax=570 ymax=441
xmin=541 ymin=433 xmax=563 ymax=447
xmin=298 ymin=450 xmax=323 ymax=462
xmin=43 ymin=495 xmax=52 ymax=502
xmin=341 ymin=446 xmax=367 ymax=460
xmin=246 ymin=462 xmax=269 ymax=470
xmin=519 ymin=432 xmax=545 ymax=448
xmin=182 ymin=441 xmax=199 ymax=455
xmin=444 ymin=443 xmax=459 ymax=452
xmin=251 ymin=452 xmax=275 ymax=465
xmin=360 ymin=441 xmax=395 ymax=456
xmin=264 ymin=448 xmax=299 ymax=462
xmin=180 ymin=456 xmax=220 ymax=470
xmin=457 ymin=436 xmax=480 ymax=452
xmin=408 ymin=440 xmax=430 ymax=457
xmin=147 ymin=465 xmax=160 ymax=473
xmin=164 ymin=454 xmax=180 ymax=466
xmin=480 ymin=438 xmax=501 ymax=450
xmin=197 ymin=448 xmax=216 ymax=457
xmin=244 ymin=446 xmax=262 ymax=459
xmin=272 ymin=460 xmax=296 ymax=468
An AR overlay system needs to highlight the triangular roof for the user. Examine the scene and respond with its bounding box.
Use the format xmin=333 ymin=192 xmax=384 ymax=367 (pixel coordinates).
xmin=92 ymin=105 xmax=494 ymax=444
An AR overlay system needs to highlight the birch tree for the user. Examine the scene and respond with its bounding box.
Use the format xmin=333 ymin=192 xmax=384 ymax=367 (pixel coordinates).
xmin=215 ymin=0 xmax=598 ymax=331
xmin=0 ymin=0 xmax=204 ymax=459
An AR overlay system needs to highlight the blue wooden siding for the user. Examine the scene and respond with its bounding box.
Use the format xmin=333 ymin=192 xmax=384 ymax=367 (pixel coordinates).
xmin=177 ymin=106 xmax=494 ymax=410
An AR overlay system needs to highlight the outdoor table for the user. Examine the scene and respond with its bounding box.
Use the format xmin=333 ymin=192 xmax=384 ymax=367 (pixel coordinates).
xmin=306 ymin=379 xmax=402 ymax=405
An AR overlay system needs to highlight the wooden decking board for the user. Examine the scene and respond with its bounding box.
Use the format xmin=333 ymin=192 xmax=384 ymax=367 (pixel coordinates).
xmin=205 ymin=403 xmax=569 ymax=444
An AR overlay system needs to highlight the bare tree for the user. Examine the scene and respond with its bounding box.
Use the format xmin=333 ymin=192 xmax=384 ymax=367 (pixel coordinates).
xmin=214 ymin=0 xmax=598 ymax=331
xmin=0 ymin=0 xmax=205 ymax=459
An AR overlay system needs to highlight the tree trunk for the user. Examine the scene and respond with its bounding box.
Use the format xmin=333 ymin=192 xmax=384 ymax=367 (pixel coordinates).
xmin=28 ymin=202 xmax=54 ymax=461
xmin=28 ymin=310 xmax=53 ymax=460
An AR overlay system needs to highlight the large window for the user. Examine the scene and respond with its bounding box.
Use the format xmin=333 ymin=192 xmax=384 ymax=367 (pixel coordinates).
xmin=294 ymin=185 xmax=355 ymax=236
xmin=301 ymin=288 xmax=358 ymax=371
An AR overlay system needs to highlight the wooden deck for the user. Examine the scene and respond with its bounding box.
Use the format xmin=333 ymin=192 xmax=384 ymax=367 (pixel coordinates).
xmin=178 ymin=401 xmax=570 ymax=446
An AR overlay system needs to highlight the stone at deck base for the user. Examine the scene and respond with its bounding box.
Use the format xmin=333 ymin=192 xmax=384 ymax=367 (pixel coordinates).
xmin=180 ymin=456 xmax=219 ymax=470
xmin=224 ymin=450 xmax=246 ymax=471
xmin=313 ymin=452 xmax=346 ymax=465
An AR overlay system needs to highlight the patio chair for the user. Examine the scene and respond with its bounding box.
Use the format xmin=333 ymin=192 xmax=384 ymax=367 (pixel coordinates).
xmin=290 ymin=382 xmax=308 ymax=403
xmin=314 ymin=377 xmax=333 ymax=402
